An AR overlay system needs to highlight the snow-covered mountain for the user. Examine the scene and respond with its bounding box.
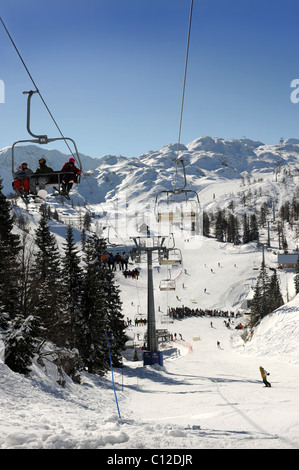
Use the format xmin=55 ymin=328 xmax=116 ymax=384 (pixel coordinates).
xmin=2 ymin=136 xmax=299 ymax=207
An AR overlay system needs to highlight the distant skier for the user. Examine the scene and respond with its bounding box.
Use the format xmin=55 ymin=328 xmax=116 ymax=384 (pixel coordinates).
xmin=259 ymin=366 xmax=271 ymax=387
xmin=217 ymin=341 xmax=221 ymax=349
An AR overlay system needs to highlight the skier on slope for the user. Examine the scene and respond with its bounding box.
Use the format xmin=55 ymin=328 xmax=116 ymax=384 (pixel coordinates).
xmin=259 ymin=366 xmax=271 ymax=387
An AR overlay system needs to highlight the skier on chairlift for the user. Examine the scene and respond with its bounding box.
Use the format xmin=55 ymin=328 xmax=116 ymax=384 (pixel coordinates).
xmin=12 ymin=162 xmax=36 ymax=198
xmin=34 ymin=158 xmax=54 ymax=189
xmin=60 ymin=157 xmax=81 ymax=195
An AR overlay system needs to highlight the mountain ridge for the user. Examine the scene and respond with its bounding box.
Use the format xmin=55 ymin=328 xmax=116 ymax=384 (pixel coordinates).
xmin=1 ymin=136 xmax=299 ymax=206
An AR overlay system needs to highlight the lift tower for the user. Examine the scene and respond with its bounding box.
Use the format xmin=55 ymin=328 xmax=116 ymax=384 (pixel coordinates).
xmin=131 ymin=235 xmax=167 ymax=366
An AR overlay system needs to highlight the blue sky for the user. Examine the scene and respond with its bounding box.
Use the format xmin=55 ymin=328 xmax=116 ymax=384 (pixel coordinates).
xmin=1 ymin=0 xmax=299 ymax=159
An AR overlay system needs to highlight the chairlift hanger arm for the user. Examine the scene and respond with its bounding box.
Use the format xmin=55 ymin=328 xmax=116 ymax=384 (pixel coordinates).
xmin=23 ymin=90 xmax=81 ymax=159
xmin=11 ymin=91 xmax=82 ymax=177
xmin=178 ymin=159 xmax=187 ymax=191
xmin=23 ymin=90 xmax=48 ymax=142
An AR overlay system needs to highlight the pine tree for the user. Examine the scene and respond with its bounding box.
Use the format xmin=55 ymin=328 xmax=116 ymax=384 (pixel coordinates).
xmin=215 ymin=210 xmax=225 ymax=242
xmin=29 ymin=211 xmax=66 ymax=344
xmin=0 ymin=179 xmax=21 ymax=320
xmin=249 ymin=214 xmax=259 ymax=242
xmin=203 ymin=211 xmax=210 ymax=237
xmin=4 ymin=314 xmax=42 ymax=375
xmin=242 ymin=214 xmax=250 ymax=244
xmin=62 ymin=225 xmax=83 ymax=348
xmin=226 ymin=213 xmax=235 ymax=244
xmin=226 ymin=213 xmax=239 ymax=244
xmin=259 ymin=202 xmax=269 ymax=227
xmin=18 ymin=233 xmax=35 ymax=318
xmin=294 ymin=255 xmax=299 ymax=294
xmin=83 ymin=212 xmax=92 ymax=232
xmin=81 ymin=228 xmax=86 ymax=251
xmin=0 ymin=304 xmax=9 ymax=330
xmin=0 ymin=239 xmax=21 ymax=321
xmin=0 ymin=178 xmax=20 ymax=255
xmin=268 ymin=269 xmax=284 ymax=311
xmin=33 ymin=211 xmax=62 ymax=280
xmin=77 ymin=236 xmax=108 ymax=375
xmin=250 ymin=263 xmax=270 ymax=327
xmin=92 ymin=236 xmax=126 ymax=368
xmin=233 ymin=216 xmax=241 ymax=245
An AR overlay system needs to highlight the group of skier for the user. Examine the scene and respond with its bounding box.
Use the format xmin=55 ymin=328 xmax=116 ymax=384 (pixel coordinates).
xmin=168 ymin=306 xmax=241 ymax=320
xmin=12 ymin=156 xmax=81 ymax=198
xmin=101 ymin=251 xmax=129 ymax=271
xmin=123 ymin=268 xmax=140 ymax=280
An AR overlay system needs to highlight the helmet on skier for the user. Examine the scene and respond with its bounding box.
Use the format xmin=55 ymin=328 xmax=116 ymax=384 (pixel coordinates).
xmin=69 ymin=157 xmax=76 ymax=164
xmin=39 ymin=158 xmax=46 ymax=164
xmin=21 ymin=162 xmax=28 ymax=167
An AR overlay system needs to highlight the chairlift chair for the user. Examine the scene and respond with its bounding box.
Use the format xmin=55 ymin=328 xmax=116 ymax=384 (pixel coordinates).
xmin=159 ymin=279 xmax=176 ymax=291
xmin=155 ymin=159 xmax=200 ymax=233
xmin=161 ymin=314 xmax=174 ymax=324
xmin=159 ymin=247 xmax=182 ymax=265
xmin=12 ymin=90 xmax=82 ymax=201
xmin=134 ymin=305 xmax=146 ymax=324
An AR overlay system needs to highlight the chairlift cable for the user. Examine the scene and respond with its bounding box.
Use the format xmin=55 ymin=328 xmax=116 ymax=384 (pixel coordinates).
xmin=0 ymin=16 xmax=128 ymax=245
xmin=0 ymin=16 xmax=75 ymax=159
xmin=1 ymin=17 xmax=140 ymax=292
xmin=174 ymin=0 xmax=194 ymax=190
xmin=160 ymin=0 xmax=193 ymax=311
xmin=1 ymin=17 xmax=149 ymax=324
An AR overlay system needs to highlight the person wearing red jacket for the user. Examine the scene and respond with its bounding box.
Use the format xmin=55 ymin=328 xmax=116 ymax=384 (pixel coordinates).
xmin=60 ymin=157 xmax=81 ymax=194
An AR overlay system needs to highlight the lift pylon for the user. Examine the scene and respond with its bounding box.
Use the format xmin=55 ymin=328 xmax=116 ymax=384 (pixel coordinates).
xmin=131 ymin=235 xmax=168 ymax=366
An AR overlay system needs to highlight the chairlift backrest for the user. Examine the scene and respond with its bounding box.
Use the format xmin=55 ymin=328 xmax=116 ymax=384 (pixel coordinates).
xmin=159 ymin=248 xmax=182 ymax=265
xmin=155 ymin=160 xmax=200 ymax=227
xmin=159 ymin=279 xmax=176 ymax=291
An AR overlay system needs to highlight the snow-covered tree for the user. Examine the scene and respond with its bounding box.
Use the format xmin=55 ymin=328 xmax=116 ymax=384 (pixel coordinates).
xmin=61 ymin=225 xmax=83 ymax=348
xmin=242 ymin=214 xmax=250 ymax=244
xmin=4 ymin=314 xmax=42 ymax=375
xmin=77 ymin=236 xmax=108 ymax=375
xmin=268 ymin=269 xmax=284 ymax=311
xmin=294 ymin=255 xmax=299 ymax=294
xmin=215 ymin=210 xmax=226 ymax=242
xmin=250 ymin=263 xmax=270 ymax=327
xmin=29 ymin=211 xmax=66 ymax=344
xmin=0 ymin=179 xmax=21 ymax=320
xmin=92 ymin=236 xmax=126 ymax=368
xmin=249 ymin=213 xmax=259 ymax=242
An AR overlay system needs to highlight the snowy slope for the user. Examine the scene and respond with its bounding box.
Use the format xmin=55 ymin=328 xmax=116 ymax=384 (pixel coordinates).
xmin=0 ymin=136 xmax=299 ymax=450
xmin=1 ymin=221 xmax=299 ymax=449
xmin=0 ymin=276 xmax=298 ymax=449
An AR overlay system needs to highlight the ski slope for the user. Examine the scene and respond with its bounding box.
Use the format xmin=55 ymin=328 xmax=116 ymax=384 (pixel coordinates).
xmin=0 ymin=231 xmax=298 ymax=450
xmin=0 ymin=309 xmax=298 ymax=449
xmin=1 ymin=151 xmax=299 ymax=450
